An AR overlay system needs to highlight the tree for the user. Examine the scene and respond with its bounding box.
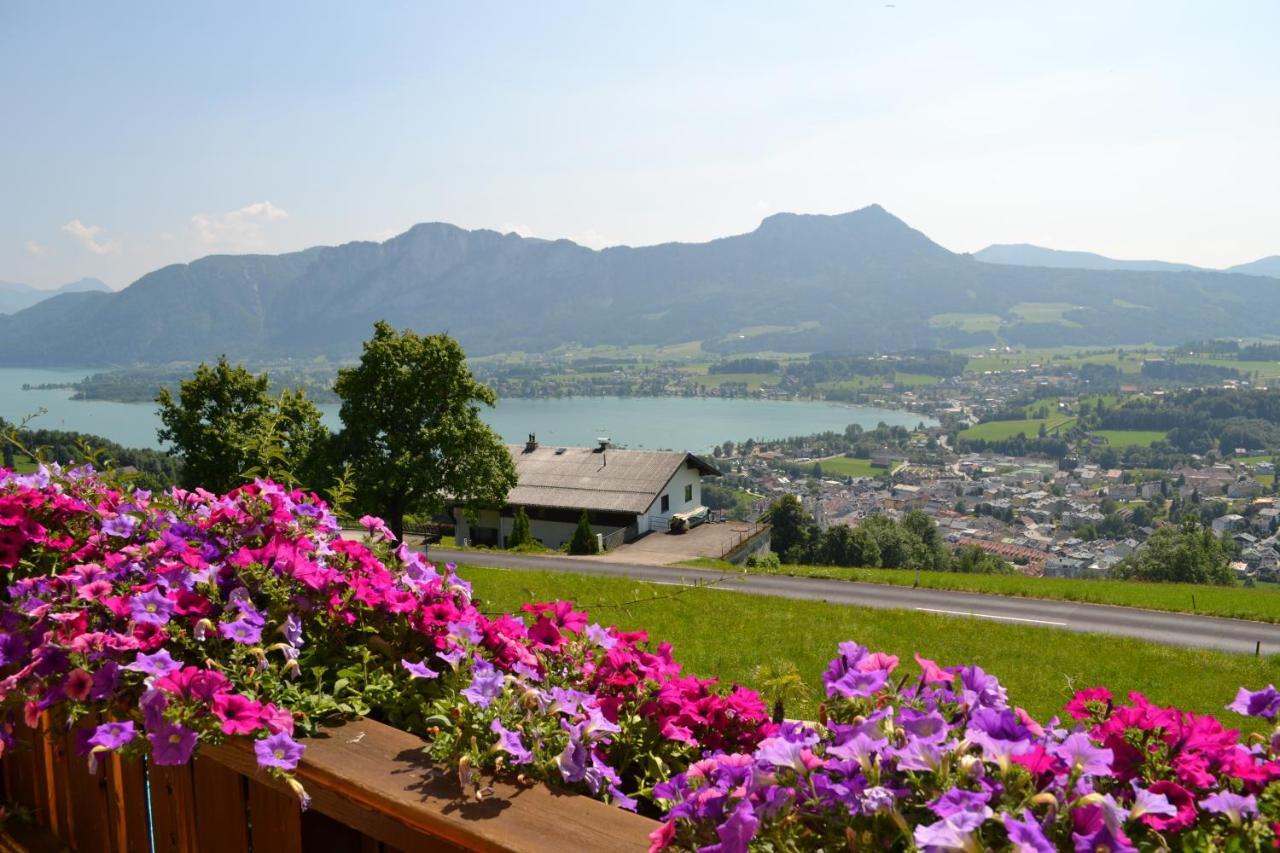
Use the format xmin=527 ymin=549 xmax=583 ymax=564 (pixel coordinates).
xmin=817 ymin=524 xmax=880 ymax=568
xmin=333 ymin=322 xmax=517 ymax=539
xmin=951 ymin=545 xmax=1014 ymax=574
xmin=568 ymin=510 xmax=598 ymax=555
xmin=157 ymin=357 xmax=329 ymax=493
xmin=509 ymin=507 xmax=533 ymax=548
xmin=763 ymin=496 xmax=813 ymax=562
xmin=1112 ymin=520 xmax=1234 ymax=585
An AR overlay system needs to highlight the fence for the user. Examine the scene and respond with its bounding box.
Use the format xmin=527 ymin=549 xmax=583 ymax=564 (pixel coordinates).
xmin=601 ymin=528 xmax=627 ymax=551
xmin=717 ymin=522 xmax=771 ymax=561
xmin=0 ymin=714 xmax=655 ymax=852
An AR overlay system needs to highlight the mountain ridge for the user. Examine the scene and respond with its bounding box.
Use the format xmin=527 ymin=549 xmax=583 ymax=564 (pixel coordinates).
xmin=974 ymin=243 xmax=1279 ymax=278
xmin=3 ymin=207 xmax=1280 ymax=366
xmin=0 ymin=277 xmax=111 ymax=315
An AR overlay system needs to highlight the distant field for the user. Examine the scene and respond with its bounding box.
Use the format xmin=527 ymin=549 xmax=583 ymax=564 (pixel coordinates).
xmin=928 ymin=312 xmax=1003 ymax=333
xmin=680 ymin=558 xmax=1280 ymax=624
xmin=1092 ymin=429 xmax=1168 ymax=448
xmin=1181 ymin=356 xmax=1280 ymax=381
xmin=961 ymin=415 xmax=1076 ymax=441
xmin=466 ymin=565 xmax=1280 ymax=731
xmin=818 ymin=372 xmax=941 ymax=392
xmin=696 ymin=372 xmax=778 ymax=391
xmin=965 ymin=347 xmax=1152 ymax=375
xmin=1009 ymin=302 xmax=1084 ymax=327
xmin=802 ymin=455 xmax=880 ymax=478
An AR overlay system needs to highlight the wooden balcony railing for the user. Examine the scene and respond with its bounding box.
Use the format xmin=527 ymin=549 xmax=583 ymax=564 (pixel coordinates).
xmin=0 ymin=715 xmax=656 ymax=852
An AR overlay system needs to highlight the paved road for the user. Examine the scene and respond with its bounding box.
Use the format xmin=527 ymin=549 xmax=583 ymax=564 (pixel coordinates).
xmin=427 ymin=547 xmax=1280 ymax=655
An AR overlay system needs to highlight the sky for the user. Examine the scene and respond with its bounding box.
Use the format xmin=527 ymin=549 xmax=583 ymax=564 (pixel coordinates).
xmin=2 ymin=1 xmax=1278 ymax=289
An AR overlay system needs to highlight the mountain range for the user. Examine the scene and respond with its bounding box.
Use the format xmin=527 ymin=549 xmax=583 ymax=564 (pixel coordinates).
xmin=1 ymin=206 xmax=1278 ymax=367
xmin=0 ymin=277 xmax=110 ymax=316
xmin=974 ymin=243 xmax=1280 ymax=278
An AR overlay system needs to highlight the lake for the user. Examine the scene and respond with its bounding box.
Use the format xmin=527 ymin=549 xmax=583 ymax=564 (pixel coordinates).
xmin=0 ymin=367 xmax=932 ymax=453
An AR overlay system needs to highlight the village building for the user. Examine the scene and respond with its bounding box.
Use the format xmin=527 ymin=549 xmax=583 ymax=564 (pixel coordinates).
xmin=452 ymin=436 xmax=720 ymax=550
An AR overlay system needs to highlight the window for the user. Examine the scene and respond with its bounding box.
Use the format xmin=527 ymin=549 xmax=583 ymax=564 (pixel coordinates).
xmin=684 ymin=484 xmax=693 ymax=503
xmin=660 ymin=494 xmax=670 ymax=512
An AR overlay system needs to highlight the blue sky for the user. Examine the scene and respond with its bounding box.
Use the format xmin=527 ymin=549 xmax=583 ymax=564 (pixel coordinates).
xmin=3 ymin=1 xmax=1278 ymax=288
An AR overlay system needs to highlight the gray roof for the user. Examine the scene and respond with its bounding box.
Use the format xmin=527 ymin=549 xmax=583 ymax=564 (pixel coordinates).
xmin=503 ymin=444 xmax=719 ymax=514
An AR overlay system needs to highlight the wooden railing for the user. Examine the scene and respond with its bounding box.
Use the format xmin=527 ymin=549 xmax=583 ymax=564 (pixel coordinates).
xmin=0 ymin=715 xmax=655 ymax=852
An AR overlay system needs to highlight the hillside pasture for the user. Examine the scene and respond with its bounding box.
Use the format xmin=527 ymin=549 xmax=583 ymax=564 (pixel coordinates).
xmin=961 ymin=415 xmax=1076 ymax=442
xmin=1092 ymin=429 xmax=1168 ymax=448
xmin=801 ymin=455 xmax=881 ymax=478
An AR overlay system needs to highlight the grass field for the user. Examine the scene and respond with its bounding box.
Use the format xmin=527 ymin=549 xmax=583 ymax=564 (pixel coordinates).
xmin=801 ymin=455 xmax=880 ymax=478
xmin=928 ymin=313 xmax=1004 ymax=334
xmin=1092 ymin=429 xmax=1168 ymax=448
xmin=961 ymin=415 xmax=1076 ymax=441
xmin=695 ymin=372 xmax=778 ymax=391
xmin=1009 ymin=302 xmax=1084 ymax=327
xmin=463 ymin=565 xmax=1280 ymax=731
xmin=679 ymin=558 xmax=1280 ymax=624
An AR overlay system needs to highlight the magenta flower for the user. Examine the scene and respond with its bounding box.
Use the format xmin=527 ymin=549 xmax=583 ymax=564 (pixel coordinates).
xmin=64 ymin=668 xmax=93 ymax=701
xmin=254 ymin=732 xmax=305 ymax=771
xmin=914 ymin=653 xmax=952 ymax=685
xmin=358 ymin=515 xmax=396 ymax=541
xmin=213 ymin=693 xmax=266 ymax=735
xmin=148 ymin=722 xmax=198 ymax=765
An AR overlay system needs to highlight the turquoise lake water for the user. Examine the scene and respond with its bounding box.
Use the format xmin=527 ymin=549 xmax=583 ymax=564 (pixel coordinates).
xmin=0 ymin=367 xmax=932 ymax=453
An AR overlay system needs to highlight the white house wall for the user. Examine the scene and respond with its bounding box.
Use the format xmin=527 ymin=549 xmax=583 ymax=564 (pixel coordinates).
xmin=642 ymin=464 xmax=704 ymax=527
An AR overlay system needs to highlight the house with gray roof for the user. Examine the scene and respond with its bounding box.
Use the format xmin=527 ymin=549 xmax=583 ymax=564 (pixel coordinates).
xmin=452 ymin=436 xmax=720 ymax=550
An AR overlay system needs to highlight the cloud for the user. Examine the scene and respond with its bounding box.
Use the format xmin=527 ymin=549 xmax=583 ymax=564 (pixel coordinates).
xmin=61 ymin=220 xmax=121 ymax=255
xmin=24 ymin=240 xmax=46 ymax=257
xmin=497 ymin=222 xmax=536 ymax=238
xmin=191 ymin=201 xmax=289 ymax=248
xmin=567 ymin=229 xmax=618 ymax=250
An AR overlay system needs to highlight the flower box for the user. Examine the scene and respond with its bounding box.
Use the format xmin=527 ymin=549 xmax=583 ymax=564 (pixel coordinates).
xmin=1 ymin=715 xmax=656 ymax=852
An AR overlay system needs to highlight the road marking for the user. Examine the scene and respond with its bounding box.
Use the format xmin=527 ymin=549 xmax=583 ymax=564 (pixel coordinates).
xmin=915 ymin=607 xmax=1067 ymax=627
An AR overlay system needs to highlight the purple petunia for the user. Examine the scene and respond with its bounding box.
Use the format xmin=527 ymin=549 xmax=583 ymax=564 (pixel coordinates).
xmin=1051 ymin=732 xmax=1113 ymax=777
xmin=129 ymin=588 xmax=175 ymax=626
xmin=461 ymin=659 xmax=504 ymax=708
xmin=1002 ymin=812 xmax=1055 ymax=853
xmin=88 ymin=720 xmax=136 ymax=751
xmin=124 ymin=649 xmax=182 ymax=678
xmin=219 ymin=618 xmax=263 ymax=645
xmin=100 ymin=514 xmax=139 ymax=539
xmin=148 ymin=722 xmax=198 ymax=766
xmin=584 ymin=623 xmax=617 ymax=650
xmin=489 ymin=718 xmax=533 ymax=765
xmin=254 ymin=732 xmax=305 ymax=771
xmin=1227 ymin=685 xmax=1280 ymax=720
xmin=754 ymin=736 xmax=808 ymax=774
xmin=1200 ymin=791 xmax=1258 ymax=825
xmin=401 ymin=658 xmax=440 ymax=680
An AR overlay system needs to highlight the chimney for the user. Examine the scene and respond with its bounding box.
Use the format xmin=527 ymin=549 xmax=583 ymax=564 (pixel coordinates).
xmin=525 ymin=433 xmax=538 ymax=453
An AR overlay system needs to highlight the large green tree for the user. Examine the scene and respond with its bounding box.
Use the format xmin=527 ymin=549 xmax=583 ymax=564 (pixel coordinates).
xmin=333 ymin=322 xmax=516 ymax=539
xmin=1112 ymin=519 xmax=1234 ymax=585
xmin=156 ymin=357 xmax=330 ymax=493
